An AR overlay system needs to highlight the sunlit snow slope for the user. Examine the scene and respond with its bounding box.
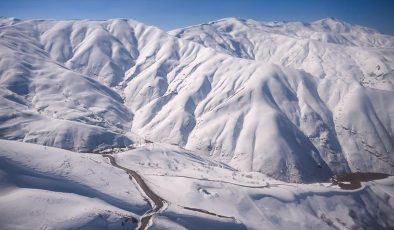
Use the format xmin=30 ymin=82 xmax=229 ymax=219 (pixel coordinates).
xmin=1 ymin=140 xmax=393 ymax=229
xmin=0 ymin=17 xmax=393 ymax=182
xmin=0 ymin=139 xmax=147 ymax=229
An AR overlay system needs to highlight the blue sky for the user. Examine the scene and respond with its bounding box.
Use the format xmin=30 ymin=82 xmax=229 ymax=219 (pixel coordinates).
xmin=1 ymin=0 xmax=393 ymax=34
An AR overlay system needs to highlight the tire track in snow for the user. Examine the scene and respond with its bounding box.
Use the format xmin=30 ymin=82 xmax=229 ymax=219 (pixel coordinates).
xmin=182 ymin=206 xmax=240 ymax=222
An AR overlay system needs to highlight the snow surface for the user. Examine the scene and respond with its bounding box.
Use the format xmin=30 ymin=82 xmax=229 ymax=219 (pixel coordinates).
xmin=0 ymin=139 xmax=149 ymax=229
xmin=0 ymin=17 xmax=393 ymax=182
xmin=1 ymin=140 xmax=393 ymax=229
xmin=113 ymin=144 xmax=394 ymax=229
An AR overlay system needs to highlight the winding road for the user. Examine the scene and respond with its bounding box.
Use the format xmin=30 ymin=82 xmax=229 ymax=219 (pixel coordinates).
xmin=101 ymin=152 xmax=392 ymax=229
xmin=104 ymin=155 xmax=166 ymax=230
xmin=103 ymin=154 xmax=243 ymax=229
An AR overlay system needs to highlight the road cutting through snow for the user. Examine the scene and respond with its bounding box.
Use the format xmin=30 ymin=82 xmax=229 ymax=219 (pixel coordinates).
xmin=104 ymin=154 xmax=166 ymax=230
xmin=103 ymin=154 xmax=244 ymax=229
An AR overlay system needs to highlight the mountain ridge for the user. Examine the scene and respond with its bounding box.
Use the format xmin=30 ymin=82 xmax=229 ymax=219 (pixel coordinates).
xmin=0 ymin=17 xmax=393 ymax=182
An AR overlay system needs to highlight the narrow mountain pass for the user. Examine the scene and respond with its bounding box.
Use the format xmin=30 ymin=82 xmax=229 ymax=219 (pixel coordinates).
xmin=104 ymin=154 xmax=166 ymax=230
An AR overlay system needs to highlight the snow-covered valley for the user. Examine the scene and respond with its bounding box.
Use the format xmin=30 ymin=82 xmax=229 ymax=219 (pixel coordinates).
xmin=1 ymin=140 xmax=393 ymax=229
xmin=0 ymin=16 xmax=393 ymax=229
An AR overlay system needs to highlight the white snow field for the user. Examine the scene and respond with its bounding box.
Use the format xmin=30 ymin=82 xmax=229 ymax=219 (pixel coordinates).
xmin=0 ymin=16 xmax=394 ymax=229
xmin=1 ymin=140 xmax=393 ymax=229
xmin=0 ymin=139 xmax=147 ymax=229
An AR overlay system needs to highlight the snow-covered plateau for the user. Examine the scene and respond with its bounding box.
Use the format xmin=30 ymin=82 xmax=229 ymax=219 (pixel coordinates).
xmin=0 ymin=16 xmax=393 ymax=229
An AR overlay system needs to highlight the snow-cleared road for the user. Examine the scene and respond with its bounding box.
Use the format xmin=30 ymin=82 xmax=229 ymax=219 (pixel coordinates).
xmin=1 ymin=140 xmax=393 ymax=229
xmin=103 ymin=153 xmax=245 ymax=229
xmin=104 ymin=154 xmax=166 ymax=229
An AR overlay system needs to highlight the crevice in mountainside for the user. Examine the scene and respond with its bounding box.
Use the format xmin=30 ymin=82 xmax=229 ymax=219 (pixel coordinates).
xmin=297 ymin=75 xmax=351 ymax=174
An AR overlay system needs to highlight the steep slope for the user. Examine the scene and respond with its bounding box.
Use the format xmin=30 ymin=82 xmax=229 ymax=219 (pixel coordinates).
xmin=0 ymin=17 xmax=393 ymax=182
xmin=0 ymin=140 xmax=148 ymax=229
xmin=169 ymin=17 xmax=394 ymax=176
xmin=0 ymin=37 xmax=133 ymax=151
xmin=170 ymin=17 xmax=394 ymax=90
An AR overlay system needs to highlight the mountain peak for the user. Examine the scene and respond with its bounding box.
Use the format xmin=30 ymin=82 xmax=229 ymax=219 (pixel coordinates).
xmin=312 ymin=17 xmax=352 ymax=32
xmin=0 ymin=16 xmax=21 ymax=27
xmin=317 ymin=17 xmax=343 ymax=23
xmin=208 ymin=17 xmax=249 ymax=27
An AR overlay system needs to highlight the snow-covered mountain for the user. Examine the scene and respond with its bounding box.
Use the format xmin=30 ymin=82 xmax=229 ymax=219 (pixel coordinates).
xmin=169 ymin=17 xmax=394 ymax=179
xmin=1 ymin=16 xmax=394 ymax=229
xmin=0 ymin=17 xmax=393 ymax=183
xmin=170 ymin=17 xmax=394 ymax=89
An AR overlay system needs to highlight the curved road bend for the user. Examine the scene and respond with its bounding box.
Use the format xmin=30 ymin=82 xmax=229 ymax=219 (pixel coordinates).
xmin=103 ymin=154 xmax=244 ymax=229
xmin=104 ymin=155 xmax=165 ymax=230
